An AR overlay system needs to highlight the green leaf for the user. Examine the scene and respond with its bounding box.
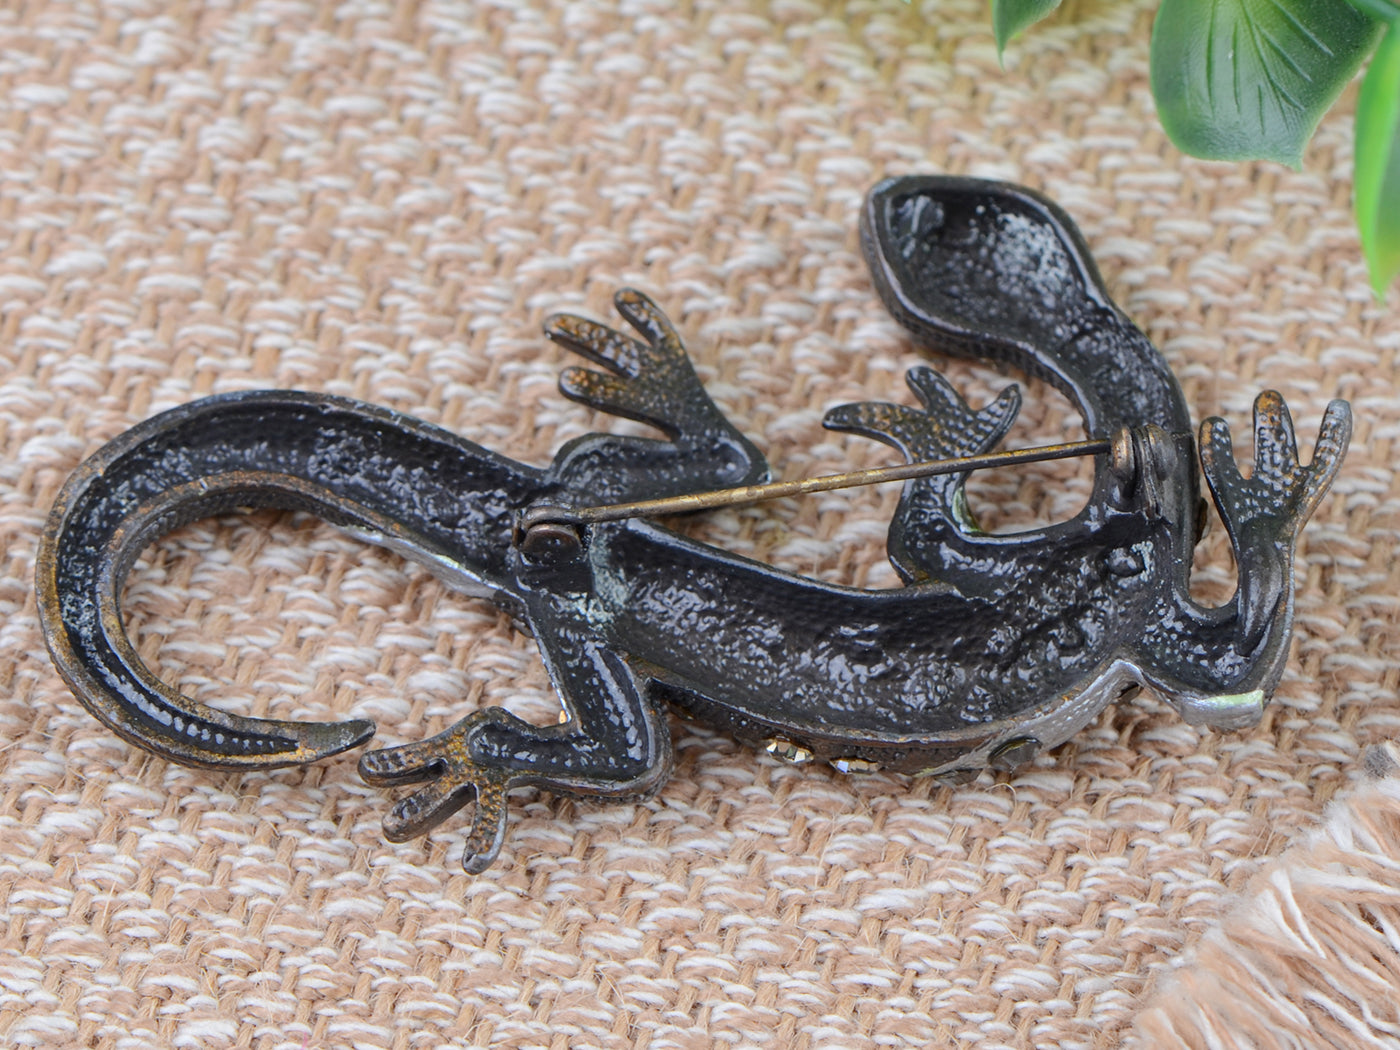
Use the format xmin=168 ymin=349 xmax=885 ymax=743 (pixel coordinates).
xmin=1356 ymin=20 xmax=1400 ymax=295
xmin=1151 ymin=0 xmax=1383 ymax=166
xmin=991 ymin=0 xmax=1063 ymax=54
xmin=1342 ymin=0 xmax=1400 ymax=23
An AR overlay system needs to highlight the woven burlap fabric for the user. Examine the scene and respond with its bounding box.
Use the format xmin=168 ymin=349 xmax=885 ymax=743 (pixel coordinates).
xmin=1133 ymin=753 xmax=1400 ymax=1049
xmin=1 ymin=0 xmax=1397 ymax=1047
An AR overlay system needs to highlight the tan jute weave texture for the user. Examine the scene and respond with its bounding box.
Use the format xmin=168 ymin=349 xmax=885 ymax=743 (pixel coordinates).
xmin=1133 ymin=750 xmax=1400 ymax=1050
xmin=1 ymin=0 xmax=1398 ymax=1047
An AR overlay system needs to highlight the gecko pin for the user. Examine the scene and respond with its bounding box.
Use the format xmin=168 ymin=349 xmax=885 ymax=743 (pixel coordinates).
xmin=36 ymin=176 xmax=1350 ymax=872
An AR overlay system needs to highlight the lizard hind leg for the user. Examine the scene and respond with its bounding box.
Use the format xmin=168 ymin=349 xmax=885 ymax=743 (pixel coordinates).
xmin=824 ymin=366 xmax=1021 ymax=581
xmin=358 ymin=611 xmax=673 ymax=874
xmin=358 ymin=712 xmax=515 ymax=875
xmin=542 ymin=289 xmax=769 ymax=504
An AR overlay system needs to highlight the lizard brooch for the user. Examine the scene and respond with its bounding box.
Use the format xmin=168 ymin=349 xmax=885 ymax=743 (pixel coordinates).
xmin=36 ymin=176 xmax=1350 ymax=872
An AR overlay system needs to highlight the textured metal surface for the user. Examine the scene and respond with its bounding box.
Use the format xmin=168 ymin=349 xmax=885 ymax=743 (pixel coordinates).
xmin=36 ymin=178 xmax=1351 ymax=873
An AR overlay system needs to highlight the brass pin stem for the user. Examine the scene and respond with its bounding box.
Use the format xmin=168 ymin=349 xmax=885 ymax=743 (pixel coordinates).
xmin=519 ymin=437 xmax=1111 ymax=534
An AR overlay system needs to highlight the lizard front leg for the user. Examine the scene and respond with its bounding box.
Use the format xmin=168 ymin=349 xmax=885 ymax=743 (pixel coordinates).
xmin=823 ymin=366 xmax=1021 ymax=583
xmin=1200 ymin=391 xmax=1351 ymax=651
xmin=1137 ymin=391 xmax=1350 ymax=729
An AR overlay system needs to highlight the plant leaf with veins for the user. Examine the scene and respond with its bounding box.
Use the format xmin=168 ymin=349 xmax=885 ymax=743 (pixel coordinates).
xmin=1356 ymin=19 xmax=1400 ymax=295
xmin=992 ymin=0 xmax=1063 ymax=53
xmin=1151 ymin=0 xmax=1382 ymax=166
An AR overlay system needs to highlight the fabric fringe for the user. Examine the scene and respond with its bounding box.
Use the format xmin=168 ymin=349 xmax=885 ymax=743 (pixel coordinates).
xmin=1132 ymin=743 xmax=1400 ymax=1050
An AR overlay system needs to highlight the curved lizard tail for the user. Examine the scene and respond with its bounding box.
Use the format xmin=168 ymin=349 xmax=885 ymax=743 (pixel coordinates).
xmin=36 ymin=390 xmax=545 ymax=771
xmin=862 ymin=175 xmax=1193 ymax=439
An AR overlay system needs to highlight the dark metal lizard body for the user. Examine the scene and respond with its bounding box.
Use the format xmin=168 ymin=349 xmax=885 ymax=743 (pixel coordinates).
xmin=36 ymin=177 xmax=1349 ymax=872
